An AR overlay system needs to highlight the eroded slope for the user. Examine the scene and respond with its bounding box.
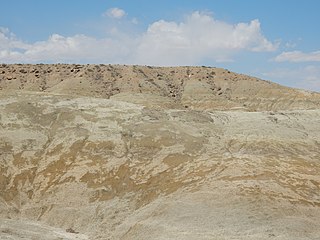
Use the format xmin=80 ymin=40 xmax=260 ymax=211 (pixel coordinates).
xmin=1 ymin=64 xmax=320 ymax=111
xmin=0 ymin=90 xmax=320 ymax=239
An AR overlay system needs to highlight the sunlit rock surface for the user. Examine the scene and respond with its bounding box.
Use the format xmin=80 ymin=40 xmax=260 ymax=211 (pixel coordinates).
xmin=0 ymin=64 xmax=320 ymax=239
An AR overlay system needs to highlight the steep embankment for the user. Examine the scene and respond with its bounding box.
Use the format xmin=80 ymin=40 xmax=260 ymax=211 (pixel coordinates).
xmin=0 ymin=65 xmax=320 ymax=239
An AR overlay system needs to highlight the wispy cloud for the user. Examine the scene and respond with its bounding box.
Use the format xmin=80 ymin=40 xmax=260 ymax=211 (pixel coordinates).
xmin=104 ymin=8 xmax=126 ymax=19
xmin=275 ymin=50 xmax=320 ymax=62
xmin=262 ymin=65 xmax=320 ymax=92
xmin=0 ymin=11 xmax=277 ymax=65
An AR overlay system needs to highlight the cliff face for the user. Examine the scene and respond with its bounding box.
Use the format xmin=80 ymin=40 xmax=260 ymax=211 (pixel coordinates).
xmin=0 ymin=65 xmax=320 ymax=239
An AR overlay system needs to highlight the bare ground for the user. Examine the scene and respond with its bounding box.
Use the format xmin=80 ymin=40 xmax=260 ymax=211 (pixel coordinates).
xmin=0 ymin=65 xmax=320 ymax=239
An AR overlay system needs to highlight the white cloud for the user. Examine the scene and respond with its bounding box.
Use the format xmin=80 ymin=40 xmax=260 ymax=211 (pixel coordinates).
xmin=0 ymin=29 xmax=134 ymax=63
xmin=0 ymin=27 xmax=29 ymax=51
xmin=0 ymin=12 xmax=277 ymax=65
xmin=275 ymin=50 xmax=320 ymax=62
xmin=135 ymin=12 xmax=277 ymax=65
xmin=104 ymin=8 xmax=126 ymax=19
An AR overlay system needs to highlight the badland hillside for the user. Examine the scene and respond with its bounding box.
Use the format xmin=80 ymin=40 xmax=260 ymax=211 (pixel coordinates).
xmin=0 ymin=64 xmax=320 ymax=239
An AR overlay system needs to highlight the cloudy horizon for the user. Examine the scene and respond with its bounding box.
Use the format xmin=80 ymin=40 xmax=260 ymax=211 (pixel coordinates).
xmin=1 ymin=1 xmax=320 ymax=91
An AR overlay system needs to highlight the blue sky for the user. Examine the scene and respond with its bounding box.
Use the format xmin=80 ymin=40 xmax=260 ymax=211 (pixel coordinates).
xmin=1 ymin=0 xmax=320 ymax=91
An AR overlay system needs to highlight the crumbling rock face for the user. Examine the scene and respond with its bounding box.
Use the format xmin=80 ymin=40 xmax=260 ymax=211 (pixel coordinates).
xmin=0 ymin=65 xmax=320 ymax=239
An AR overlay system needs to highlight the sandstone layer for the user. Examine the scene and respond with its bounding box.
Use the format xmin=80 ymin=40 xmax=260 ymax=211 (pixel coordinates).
xmin=0 ymin=64 xmax=320 ymax=239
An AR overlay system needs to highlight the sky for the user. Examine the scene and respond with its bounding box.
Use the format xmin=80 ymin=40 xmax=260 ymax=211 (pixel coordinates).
xmin=1 ymin=0 xmax=320 ymax=92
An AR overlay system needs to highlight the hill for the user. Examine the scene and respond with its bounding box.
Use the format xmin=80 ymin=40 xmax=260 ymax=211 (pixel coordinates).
xmin=0 ymin=64 xmax=320 ymax=239
xmin=1 ymin=64 xmax=319 ymax=111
